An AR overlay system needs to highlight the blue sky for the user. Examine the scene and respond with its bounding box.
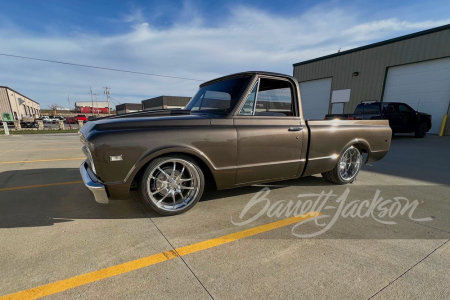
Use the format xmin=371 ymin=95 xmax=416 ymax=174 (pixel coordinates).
xmin=0 ymin=0 xmax=449 ymax=108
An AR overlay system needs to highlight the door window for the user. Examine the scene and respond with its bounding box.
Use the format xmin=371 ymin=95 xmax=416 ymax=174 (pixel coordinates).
xmin=398 ymin=104 xmax=413 ymax=113
xmin=239 ymin=81 xmax=258 ymax=115
xmin=239 ymin=78 xmax=295 ymax=116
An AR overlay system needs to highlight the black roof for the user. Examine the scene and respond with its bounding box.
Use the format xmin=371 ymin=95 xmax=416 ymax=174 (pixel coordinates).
xmin=293 ymin=23 xmax=450 ymax=67
xmin=200 ymin=71 xmax=297 ymax=87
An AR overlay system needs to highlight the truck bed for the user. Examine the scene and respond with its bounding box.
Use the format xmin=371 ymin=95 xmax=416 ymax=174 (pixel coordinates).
xmin=302 ymin=119 xmax=391 ymax=176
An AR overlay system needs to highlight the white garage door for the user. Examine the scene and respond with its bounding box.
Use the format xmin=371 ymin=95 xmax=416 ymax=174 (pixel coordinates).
xmin=299 ymin=77 xmax=332 ymax=120
xmin=384 ymin=57 xmax=450 ymax=134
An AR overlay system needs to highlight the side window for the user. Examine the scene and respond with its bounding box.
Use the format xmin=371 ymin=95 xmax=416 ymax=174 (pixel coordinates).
xmin=255 ymin=78 xmax=294 ymax=116
xmin=382 ymin=103 xmax=396 ymax=114
xmin=239 ymin=81 xmax=258 ymax=115
xmin=398 ymin=104 xmax=412 ymax=113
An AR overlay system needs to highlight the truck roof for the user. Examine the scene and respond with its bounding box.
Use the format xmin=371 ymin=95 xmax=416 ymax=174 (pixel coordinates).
xmin=200 ymin=71 xmax=297 ymax=88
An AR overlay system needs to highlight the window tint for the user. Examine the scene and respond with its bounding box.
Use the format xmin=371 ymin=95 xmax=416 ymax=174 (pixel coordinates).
xmin=186 ymin=76 xmax=251 ymax=113
xmin=398 ymin=104 xmax=413 ymax=113
xmin=239 ymin=82 xmax=258 ymax=115
xmin=194 ymin=91 xmax=231 ymax=111
xmin=254 ymin=78 xmax=294 ymax=116
xmin=355 ymin=103 xmax=380 ymax=114
xmin=382 ymin=103 xmax=396 ymax=113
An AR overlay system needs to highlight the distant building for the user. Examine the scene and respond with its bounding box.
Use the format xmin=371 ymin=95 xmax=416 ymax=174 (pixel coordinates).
xmin=142 ymin=96 xmax=190 ymax=111
xmin=116 ymin=103 xmax=143 ymax=115
xmin=0 ymin=86 xmax=40 ymax=120
xmin=75 ymin=101 xmax=109 ymax=114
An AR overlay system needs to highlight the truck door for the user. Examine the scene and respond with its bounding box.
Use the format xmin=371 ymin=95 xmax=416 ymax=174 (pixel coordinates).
xmin=397 ymin=103 xmax=416 ymax=132
xmin=233 ymin=77 xmax=304 ymax=185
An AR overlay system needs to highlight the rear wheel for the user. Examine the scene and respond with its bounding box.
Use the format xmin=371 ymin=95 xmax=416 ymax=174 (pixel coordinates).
xmin=415 ymin=122 xmax=427 ymax=138
xmin=322 ymin=146 xmax=362 ymax=184
xmin=139 ymin=155 xmax=204 ymax=215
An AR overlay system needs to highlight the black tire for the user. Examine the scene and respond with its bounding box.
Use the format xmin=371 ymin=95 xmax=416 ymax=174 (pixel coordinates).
xmin=321 ymin=146 xmax=362 ymax=184
xmin=415 ymin=122 xmax=427 ymax=138
xmin=139 ymin=154 xmax=205 ymax=216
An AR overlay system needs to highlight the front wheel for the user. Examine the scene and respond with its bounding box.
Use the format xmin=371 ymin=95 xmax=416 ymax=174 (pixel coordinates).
xmin=415 ymin=122 xmax=427 ymax=138
xmin=322 ymin=146 xmax=362 ymax=184
xmin=139 ymin=155 xmax=204 ymax=215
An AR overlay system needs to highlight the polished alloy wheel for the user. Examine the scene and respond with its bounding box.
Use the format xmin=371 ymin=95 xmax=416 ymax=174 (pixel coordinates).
xmin=146 ymin=159 xmax=200 ymax=212
xmin=338 ymin=146 xmax=362 ymax=181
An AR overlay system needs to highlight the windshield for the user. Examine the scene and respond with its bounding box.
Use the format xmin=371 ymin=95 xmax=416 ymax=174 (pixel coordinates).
xmin=185 ymin=76 xmax=251 ymax=113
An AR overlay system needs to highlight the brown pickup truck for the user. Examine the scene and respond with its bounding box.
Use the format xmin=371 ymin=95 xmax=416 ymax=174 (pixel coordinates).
xmin=79 ymin=71 xmax=391 ymax=215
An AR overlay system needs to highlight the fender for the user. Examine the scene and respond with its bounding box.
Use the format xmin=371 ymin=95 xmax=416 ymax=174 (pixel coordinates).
xmin=123 ymin=146 xmax=219 ymax=185
xmin=341 ymin=138 xmax=372 ymax=164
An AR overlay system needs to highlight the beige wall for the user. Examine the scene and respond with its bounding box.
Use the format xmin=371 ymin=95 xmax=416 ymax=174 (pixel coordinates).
xmin=293 ymin=27 xmax=450 ymax=113
xmin=4 ymin=88 xmax=40 ymax=120
xmin=0 ymin=88 xmax=11 ymax=116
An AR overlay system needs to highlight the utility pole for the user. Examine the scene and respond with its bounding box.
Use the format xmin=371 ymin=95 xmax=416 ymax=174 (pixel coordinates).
xmin=94 ymin=94 xmax=99 ymax=117
xmin=103 ymin=87 xmax=111 ymax=115
xmin=67 ymin=95 xmax=71 ymax=112
xmin=90 ymin=87 xmax=94 ymax=115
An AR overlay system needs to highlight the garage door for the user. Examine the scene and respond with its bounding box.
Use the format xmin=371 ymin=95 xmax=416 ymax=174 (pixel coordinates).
xmin=299 ymin=78 xmax=332 ymax=120
xmin=383 ymin=57 xmax=450 ymax=134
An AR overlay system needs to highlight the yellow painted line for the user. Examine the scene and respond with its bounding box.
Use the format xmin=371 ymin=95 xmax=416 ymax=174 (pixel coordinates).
xmin=2 ymin=147 xmax=80 ymax=152
xmin=0 ymin=212 xmax=321 ymax=300
xmin=0 ymin=158 xmax=85 ymax=164
xmin=0 ymin=181 xmax=83 ymax=192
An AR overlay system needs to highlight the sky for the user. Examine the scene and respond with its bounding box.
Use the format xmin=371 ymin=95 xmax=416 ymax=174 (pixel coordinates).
xmin=0 ymin=0 xmax=449 ymax=109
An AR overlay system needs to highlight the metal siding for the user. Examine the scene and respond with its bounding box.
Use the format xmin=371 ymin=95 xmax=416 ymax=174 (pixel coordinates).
xmin=0 ymin=88 xmax=12 ymax=115
xmin=294 ymin=28 xmax=450 ymax=113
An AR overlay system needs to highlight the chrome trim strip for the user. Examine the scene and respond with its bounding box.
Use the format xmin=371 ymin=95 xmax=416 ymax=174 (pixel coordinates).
xmin=308 ymin=154 xmax=339 ymax=161
xmin=80 ymin=162 xmax=109 ymax=204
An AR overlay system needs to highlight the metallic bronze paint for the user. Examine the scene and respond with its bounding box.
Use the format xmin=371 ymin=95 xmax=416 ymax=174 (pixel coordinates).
xmin=79 ymin=71 xmax=391 ymax=200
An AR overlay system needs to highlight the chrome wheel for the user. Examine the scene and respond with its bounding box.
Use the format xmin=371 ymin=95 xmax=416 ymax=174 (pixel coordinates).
xmin=146 ymin=158 xmax=201 ymax=212
xmin=338 ymin=146 xmax=362 ymax=181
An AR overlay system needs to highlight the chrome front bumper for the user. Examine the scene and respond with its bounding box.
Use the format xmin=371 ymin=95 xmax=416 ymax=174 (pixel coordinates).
xmin=79 ymin=161 xmax=109 ymax=204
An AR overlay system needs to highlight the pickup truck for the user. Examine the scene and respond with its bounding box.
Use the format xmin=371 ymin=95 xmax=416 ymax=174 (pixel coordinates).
xmin=66 ymin=115 xmax=88 ymax=124
xmin=326 ymin=102 xmax=432 ymax=138
xmin=79 ymin=71 xmax=391 ymax=215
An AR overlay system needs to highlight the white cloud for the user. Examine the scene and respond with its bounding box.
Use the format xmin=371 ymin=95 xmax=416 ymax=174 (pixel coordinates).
xmin=343 ymin=18 xmax=450 ymax=42
xmin=0 ymin=5 xmax=448 ymax=108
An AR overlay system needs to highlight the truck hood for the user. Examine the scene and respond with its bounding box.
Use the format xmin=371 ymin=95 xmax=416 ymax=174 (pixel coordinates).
xmin=79 ymin=109 xmax=211 ymax=136
xmin=417 ymin=112 xmax=431 ymax=117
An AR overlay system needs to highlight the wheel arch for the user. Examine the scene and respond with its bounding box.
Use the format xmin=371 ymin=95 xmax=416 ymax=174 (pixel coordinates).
xmin=127 ymin=147 xmax=218 ymax=189
xmin=342 ymin=139 xmax=372 ymax=164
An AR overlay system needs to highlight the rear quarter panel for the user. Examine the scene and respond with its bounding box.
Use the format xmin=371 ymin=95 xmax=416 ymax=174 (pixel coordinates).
xmin=302 ymin=119 xmax=391 ymax=176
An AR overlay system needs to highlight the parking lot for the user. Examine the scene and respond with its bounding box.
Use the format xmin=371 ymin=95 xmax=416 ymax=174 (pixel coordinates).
xmin=0 ymin=133 xmax=449 ymax=299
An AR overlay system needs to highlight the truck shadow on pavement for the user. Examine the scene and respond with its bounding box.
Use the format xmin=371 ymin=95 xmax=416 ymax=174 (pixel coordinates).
xmin=0 ymin=168 xmax=333 ymax=228
xmin=0 ymin=168 xmax=150 ymax=228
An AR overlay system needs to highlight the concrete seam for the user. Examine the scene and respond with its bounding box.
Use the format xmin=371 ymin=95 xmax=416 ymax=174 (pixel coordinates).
xmin=131 ymin=193 xmax=215 ymax=300
xmin=367 ymin=238 xmax=450 ymax=299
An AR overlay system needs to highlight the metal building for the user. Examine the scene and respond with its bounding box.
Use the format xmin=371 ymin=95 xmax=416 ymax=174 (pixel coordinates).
xmin=0 ymin=86 xmax=40 ymax=121
xmin=142 ymin=96 xmax=191 ymax=111
xmin=115 ymin=103 xmax=142 ymax=115
xmin=293 ymin=24 xmax=450 ymax=134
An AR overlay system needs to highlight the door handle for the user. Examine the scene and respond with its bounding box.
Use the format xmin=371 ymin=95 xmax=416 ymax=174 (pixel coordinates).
xmin=288 ymin=127 xmax=303 ymax=131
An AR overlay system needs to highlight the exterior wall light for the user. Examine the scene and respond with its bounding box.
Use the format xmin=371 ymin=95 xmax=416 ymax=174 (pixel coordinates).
xmin=352 ymin=72 xmax=359 ymax=76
